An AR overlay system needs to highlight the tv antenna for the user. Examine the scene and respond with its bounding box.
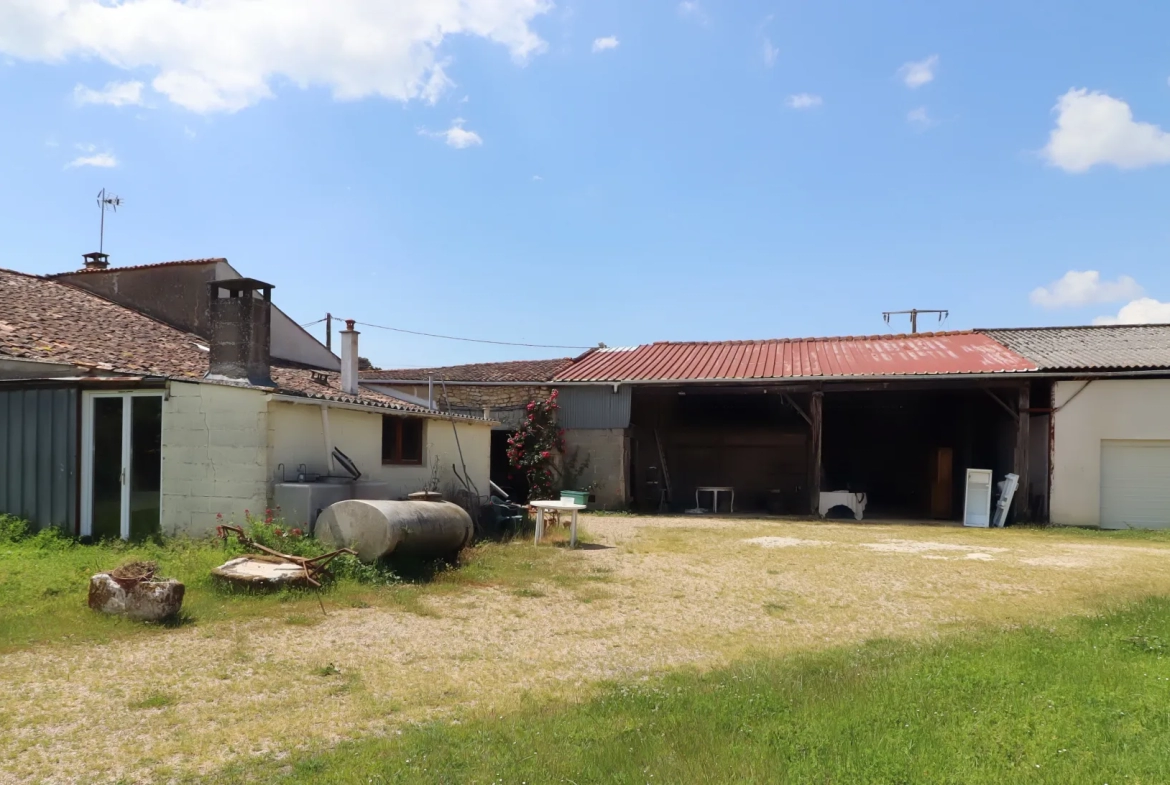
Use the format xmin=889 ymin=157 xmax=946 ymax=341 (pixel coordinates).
xmin=96 ymin=188 xmax=123 ymax=254
xmin=882 ymin=308 xmax=949 ymax=334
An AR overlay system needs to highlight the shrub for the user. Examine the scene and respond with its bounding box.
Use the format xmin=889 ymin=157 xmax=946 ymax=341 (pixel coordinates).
xmin=506 ymin=389 xmax=566 ymax=501
xmin=0 ymin=514 xmax=30 ymax=543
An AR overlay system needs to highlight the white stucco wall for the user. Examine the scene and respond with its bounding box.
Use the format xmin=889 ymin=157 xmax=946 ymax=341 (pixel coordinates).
xmin=161 ymin=381 xmax=269 ymax=537
xmin=1050 ymin=379 xmax=1170 ymax=527
xmin=267 ymin=400 xmax=492 ymax=502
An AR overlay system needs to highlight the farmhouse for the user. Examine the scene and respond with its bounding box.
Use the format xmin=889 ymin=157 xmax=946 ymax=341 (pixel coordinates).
xmin=0 ymin=259 xmax=492 ymax=538
xmin=370 ymin=325 xmax=1170 ymax=529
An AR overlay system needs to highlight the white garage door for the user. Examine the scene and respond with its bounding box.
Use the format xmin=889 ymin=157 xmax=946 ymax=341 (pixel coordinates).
xmin=1101 ymin=440 xmax=1170 ymax=529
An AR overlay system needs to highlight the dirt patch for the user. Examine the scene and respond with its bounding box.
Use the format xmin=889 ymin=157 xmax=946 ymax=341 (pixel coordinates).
xmin=744 ymin=536 xmax=830 ymax=549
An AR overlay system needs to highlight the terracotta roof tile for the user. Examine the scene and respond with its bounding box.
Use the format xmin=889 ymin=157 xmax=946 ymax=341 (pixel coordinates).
xmin=0 ymin=268 xmax=478 ymax=419
xmin=48 ymin=258 xmax=227 ymax=276
xmin=362 ymin=357 xmax=573 ymax=383
xmin=0 ymin=267 xmax=208 ymax=378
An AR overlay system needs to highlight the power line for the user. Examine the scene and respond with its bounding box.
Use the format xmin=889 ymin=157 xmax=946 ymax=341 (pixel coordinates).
xmin=352 ymin=320 xmax=596 ymax=350
xmin=300 ymin=317 xmax=327 ymax=328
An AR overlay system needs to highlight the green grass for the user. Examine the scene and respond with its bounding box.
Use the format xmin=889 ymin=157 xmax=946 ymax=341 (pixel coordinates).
xmin=211 ymin=597 xmax=1170 ymax=785
xmin=0 ymin=523 xmax=591 ymax=653
xmin=129 ymin=691 xmax=178 ymax=710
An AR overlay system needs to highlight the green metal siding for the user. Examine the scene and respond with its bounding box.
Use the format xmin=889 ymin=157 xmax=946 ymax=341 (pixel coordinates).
xmin=0 ymin=388 xmax=78 ymax=531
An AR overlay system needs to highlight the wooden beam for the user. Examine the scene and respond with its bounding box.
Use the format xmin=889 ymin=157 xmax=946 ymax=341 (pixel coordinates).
xmin=781 ymin=392 xmax=813 ymax=428
xmin=807 ymin=392 xmax=823 ymax=515
xmin=1014 ymin=382 xmax=1031 ymax=523
xmin=982 ymin=387 xmax=1019 ymax=420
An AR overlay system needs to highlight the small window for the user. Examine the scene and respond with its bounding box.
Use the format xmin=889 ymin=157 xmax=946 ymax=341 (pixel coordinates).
xmin=382 ymin=416 xmax=424 ymax=464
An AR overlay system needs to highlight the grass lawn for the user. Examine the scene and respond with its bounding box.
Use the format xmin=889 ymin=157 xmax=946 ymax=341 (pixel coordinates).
xmin=224 ymin=597 xmax=1170 ymax=784
xmin=8 ymin=514 xmax=1170 ymax=783
xmin=0 ymin=520 xmax=585 ymax=654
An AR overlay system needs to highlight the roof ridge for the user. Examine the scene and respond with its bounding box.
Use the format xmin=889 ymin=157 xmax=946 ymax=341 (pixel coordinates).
xmin=647 ymin=329 xmax=975 ymax=346
xmin=48 ymin=258 xmax=228 ymax=276
xmin=979 ymin=323 xmax=1170 ymax=332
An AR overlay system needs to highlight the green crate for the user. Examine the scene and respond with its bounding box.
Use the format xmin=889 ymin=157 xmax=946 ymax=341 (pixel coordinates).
xmin=560 ymin=490 xmax=589 ymax=507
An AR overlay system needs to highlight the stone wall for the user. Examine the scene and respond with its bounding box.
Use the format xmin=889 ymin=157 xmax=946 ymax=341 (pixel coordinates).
xmin=382 ymin=383 xmax=551 ymax=411
xmin=161 ymin=381 xmax=269 ymax=537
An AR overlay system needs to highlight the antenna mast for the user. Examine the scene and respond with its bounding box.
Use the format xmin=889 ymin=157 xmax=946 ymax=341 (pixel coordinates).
xmin=882 ymin=308 xmax=949 ymax=334
xmin=96 ymin=188 xmax=123 ymax=254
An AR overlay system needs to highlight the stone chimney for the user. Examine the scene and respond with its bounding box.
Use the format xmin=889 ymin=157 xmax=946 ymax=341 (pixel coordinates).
xmin=206 ymin=278 xmax=274 ymax=386
xmin=82 ymin=252 xmax=110 ymax=270
xmin=340 ymin=319 xmax=360 ymax=395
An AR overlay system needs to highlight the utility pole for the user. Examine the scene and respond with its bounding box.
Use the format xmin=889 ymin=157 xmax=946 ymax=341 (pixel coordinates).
xmin=882 ymin=308 xmax=949 ymax=334
xmin=325 ymin=313 xmax=333 ymax=352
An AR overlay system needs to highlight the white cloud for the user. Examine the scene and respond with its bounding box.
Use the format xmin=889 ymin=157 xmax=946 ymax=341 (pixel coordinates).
xmin=763 ymin=38 xmax=778 ymax=67
xmin=422 ymin=118 xmax=483 ymax=149
xmin=898 ymin=54 xmax=938 ymax=89
xmin=0 ymin=1 xmax=551 ymax=114
xmin=592 ymin=36 xmax=619 ymax=53
xmin=1030 ymin=270 xmax=1143 ymax=308
xmin=183 ymin=126 xmax=197 ymax=139
xmin=73 ymin=80 xmax=144 ymax=107
xmin=678 ymin=2 xmax=708 ymax=23
xmin=532 ymin=174 xmax=542 ymax=181
xmin=67 ymin=151 xmax=118 ymax=168
xmin=1094 ymin=298 xmax=1170 ymax=325
xmin=786 ymin=93 xmax=822 ymax=109
xmin=1042 ymin=88 xmax=1170 ymax=173
xmin=907 ymin=106 xmax=933 ymax=128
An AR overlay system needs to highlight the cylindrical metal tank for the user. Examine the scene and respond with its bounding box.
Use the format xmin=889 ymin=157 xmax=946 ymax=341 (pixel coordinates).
xmin=315 ymin=499 xmax=473 ymax=562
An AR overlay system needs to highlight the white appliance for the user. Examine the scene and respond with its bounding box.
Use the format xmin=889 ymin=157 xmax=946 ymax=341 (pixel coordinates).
xmin=963 ymin=468 xmax=993 ymax=527
xmin=992 ymin=473 xmax=1019 ymax=528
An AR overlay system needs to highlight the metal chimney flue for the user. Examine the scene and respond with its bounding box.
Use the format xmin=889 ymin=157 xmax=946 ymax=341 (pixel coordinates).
xmin=206 ymin=278 xmax=274 ymax=386
xmin=340 ymin=319 xmax=360 ymax=396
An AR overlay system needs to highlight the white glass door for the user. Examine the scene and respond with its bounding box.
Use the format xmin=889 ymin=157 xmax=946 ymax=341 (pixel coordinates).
xmin=81 ymin=392 xmax=163 ymax=540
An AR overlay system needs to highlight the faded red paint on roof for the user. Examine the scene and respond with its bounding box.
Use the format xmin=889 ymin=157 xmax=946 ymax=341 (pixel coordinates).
xmin=554 ymin=331 xmax=1036 ymax=382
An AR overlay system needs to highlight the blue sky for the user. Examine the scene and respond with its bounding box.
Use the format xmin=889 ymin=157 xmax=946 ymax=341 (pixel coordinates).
xmin=2 ymin=1 xmax=1170 ymax=369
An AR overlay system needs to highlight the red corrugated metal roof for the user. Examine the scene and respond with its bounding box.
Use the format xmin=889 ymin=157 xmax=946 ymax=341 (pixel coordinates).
xmin=554 ymin=331 xmax=1036 ymax=382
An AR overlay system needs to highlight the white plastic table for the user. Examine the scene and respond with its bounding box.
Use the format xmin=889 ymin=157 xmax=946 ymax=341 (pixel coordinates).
xmin=695 ymin=486 xmax=735 ymax=514
xmin=530 ymin=500 xmax=587 ymax=548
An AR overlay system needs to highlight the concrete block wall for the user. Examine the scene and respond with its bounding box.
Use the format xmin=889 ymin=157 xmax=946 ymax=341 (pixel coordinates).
xmin=161 ymin=381 xmax=269 ymax=536
xmin=267 ymin=400 xmax=492 ymax=505
xmin=563 ymin=428 xmax=628 ymax=510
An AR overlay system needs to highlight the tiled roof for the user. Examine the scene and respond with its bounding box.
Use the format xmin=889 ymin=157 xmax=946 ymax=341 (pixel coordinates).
xmin=553 ymin=332 xmax=1036 ymax=382
xmin=0 ymin=267 xmax=208 ymax=378
xmin=362 ymin=357 xmax=573 ymax=383
xmin=981 ymin=325 xmax=1170 ymax=370
xmin=49 ymin=258 xmax=227 ymax=276
xmin=0 ymin=268 xmax=471 ymax=418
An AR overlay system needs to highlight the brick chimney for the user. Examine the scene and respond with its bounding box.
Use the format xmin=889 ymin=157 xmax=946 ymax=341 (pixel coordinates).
xmin=206 ymin=278 xmax=274 ymax=386
xmin=82 ymin=252 xmax=110 ymax=270
xmin=340 ymin=319 xmax=360 ymax=395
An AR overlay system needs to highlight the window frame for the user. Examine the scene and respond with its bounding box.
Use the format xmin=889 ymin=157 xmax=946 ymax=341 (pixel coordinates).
xmin=382 ymin=415 xmax=425 ymax=466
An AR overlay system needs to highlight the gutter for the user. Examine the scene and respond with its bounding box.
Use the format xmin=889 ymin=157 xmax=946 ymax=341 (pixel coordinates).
xmin=547 ymin=368 xmax=1170 ymax=385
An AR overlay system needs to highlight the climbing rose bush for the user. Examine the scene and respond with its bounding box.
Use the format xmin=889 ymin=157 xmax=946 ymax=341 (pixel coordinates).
xmin=506 ymin=389 xmax=566 ymax=501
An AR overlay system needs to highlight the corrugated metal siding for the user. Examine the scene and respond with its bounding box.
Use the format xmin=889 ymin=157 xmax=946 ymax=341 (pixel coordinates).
xmin=0 ymin=388 xmax=77 ymax=531
xmin=557 ymin=385 xmax=631 ymax=429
